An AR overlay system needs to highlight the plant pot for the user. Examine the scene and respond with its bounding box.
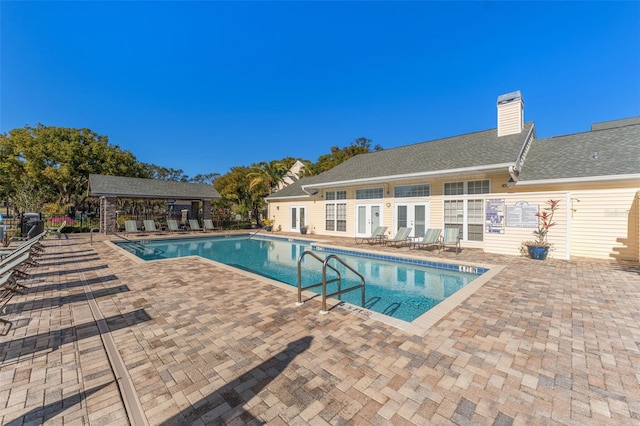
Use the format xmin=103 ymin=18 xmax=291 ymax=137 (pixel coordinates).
xmin=300 ymin=228 xmax=307 ymax=235
xmin=264 ymin=226 xmax=272 ymax=232
xmin=527 ymin=245 xmax=549 ymax=260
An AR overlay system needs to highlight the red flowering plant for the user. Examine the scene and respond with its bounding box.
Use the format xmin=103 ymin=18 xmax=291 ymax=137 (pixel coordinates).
xmin=524 ymin=199 xmax=560 ymax=248
xmin=51 ymin=216 xmax=75 ymax=226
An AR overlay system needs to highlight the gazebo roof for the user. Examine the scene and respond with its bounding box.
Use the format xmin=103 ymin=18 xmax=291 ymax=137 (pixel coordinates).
xmin=88 ymin=174 xmax=221 ymax=200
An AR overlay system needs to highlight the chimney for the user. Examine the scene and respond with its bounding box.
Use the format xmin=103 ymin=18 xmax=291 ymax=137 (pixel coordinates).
xmin=497 ymin=91 xmax=524 ymax=137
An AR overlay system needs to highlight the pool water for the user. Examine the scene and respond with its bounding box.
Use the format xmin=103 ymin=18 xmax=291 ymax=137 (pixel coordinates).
xmin=116 ymin=235 xmax=482 ymax=322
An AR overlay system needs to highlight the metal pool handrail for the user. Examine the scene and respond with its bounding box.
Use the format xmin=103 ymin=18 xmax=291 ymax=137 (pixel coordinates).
xmin=248 ymin=227 xmax=265 ymax=239
xmin=297 ymin=251 xmax=366 ymax=314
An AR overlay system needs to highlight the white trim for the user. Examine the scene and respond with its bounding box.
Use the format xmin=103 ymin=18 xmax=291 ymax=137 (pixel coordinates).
xmin=515 ymin=174 xmax=640 ymax=186
xmin=302 ymin=163 xmax=515 ymax=190
xmin=443 ymin=197 xmax=485 ymax=242
xmin=513 ymin=122 xmax=536 ymax=172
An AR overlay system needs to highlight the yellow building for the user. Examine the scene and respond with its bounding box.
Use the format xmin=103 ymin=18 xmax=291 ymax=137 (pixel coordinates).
xmin=267 ymin=92 xmax=639 ymax=261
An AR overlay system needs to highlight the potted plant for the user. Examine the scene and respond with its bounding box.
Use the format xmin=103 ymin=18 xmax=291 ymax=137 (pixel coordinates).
xmin=522 ymin=199 xmax=560 ymax=260
xmin=262 ymin=217 xmax=274 ymax=231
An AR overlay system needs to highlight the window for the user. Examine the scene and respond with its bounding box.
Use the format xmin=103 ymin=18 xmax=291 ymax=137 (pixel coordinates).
xmin=326 ymin=190 xmax=346 ymax=200
xmin=444 ymin=200 xmax=464 ymax=238
xmin=444 ymin=182 xmax=464 ymax=195
xmin=336 ymin=203 xmax=347 ymax=232
xmin=394 ymin=184 xmax=430 ymax=198
xmin=467 ymin=199 xmax=484 ymax=241
xmin=325 ymin=191 xmax=347 ymax=232
xmin=355 ymin=188 xmax=383 ymax=199
xmin=468 ymin=180 xmax=490 ymax=194
xmin=443 ymin=180 xmax=490 ymax=241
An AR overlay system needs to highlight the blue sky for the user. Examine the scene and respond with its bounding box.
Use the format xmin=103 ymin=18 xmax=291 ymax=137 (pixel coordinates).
xmin=2 ymin=1 xmax=639 ymax=178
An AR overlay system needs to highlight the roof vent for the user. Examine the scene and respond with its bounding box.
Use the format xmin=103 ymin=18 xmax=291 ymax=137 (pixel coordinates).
xmin=497 ymin=91 xmax=524 ymax=137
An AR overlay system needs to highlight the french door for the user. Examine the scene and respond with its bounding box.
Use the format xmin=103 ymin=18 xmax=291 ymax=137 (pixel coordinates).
xmin=395 ymin=202 xmax=429 ymax=238
xmin=355 ymin=204 xmax=383 ymax=237
xmin=290 ymin=206 xmax=306 ymax=232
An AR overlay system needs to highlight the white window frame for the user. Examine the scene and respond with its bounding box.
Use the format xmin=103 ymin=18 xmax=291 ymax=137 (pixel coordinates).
xmin=443 ymin=180 xmax=490 ymax=242
xmin=325 ymin=190 xmax=347 ymax=232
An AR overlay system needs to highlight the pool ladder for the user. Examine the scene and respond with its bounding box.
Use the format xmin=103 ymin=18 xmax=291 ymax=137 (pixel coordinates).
xmin=296 ymin=251 xmax=365 ymax=314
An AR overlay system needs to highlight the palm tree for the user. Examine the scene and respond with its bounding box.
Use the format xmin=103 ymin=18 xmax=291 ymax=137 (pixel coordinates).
xmin=248 ymin=160 xmax=288 ymax=195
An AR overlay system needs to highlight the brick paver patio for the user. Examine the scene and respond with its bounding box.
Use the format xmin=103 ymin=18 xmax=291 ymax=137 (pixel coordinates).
xmin=1 ymin=232 xmax=639 ymax=425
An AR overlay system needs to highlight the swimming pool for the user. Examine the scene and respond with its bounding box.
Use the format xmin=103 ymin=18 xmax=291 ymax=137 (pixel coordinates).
xmin=115 ymin=235 xmax=485 ymax=322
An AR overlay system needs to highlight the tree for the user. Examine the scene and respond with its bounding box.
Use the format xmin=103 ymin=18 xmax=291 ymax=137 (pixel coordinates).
xmin=190 ymin=173 xmax=220 ymax=185
xmin=215 ymin=166 xmax=268 ymax=227
xmin=9 ymin=175 xmax=53 ymax=215
xmin=303 ymin=137 xmax=382 ymax=176
xmin=0 ymin=124 xmax=146 ymax=216
xmin=214 ymin=166 xmax=253 ymax=219
xmin=247 ymin=160 xmax=288 ymax=195
xmin=143 ymin=164 xmax=189 ymax=181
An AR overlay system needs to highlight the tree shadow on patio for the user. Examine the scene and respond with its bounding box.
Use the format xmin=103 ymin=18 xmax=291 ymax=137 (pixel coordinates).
xmin=0 ymin=309 xmax=151 ymax=362
xmin=3 ymin=382 xmax=112 ymax=426
xmin=5 ymin=284 xmax=130 ymax=314
xmin=160 ymin=336 xmax=313 ymax=426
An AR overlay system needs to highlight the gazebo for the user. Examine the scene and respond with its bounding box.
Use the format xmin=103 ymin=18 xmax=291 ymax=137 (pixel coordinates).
xmin=88 ymin=174 xmax=221 ymax=234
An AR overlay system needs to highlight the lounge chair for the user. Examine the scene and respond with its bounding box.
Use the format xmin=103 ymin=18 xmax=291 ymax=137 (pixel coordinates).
xmin=1 ymin=271 xmax=21 ymax=327
xmin=203 ymin=219 xmax=217 ymax=231
xmin=46 ymin=220 xmax=68 ymax=239
xmin=355 ymin=226 xmax=388 ymax=244
xmin=442 ymin=227 xmax=461 ymax=253
xmin=0 ymin=232 xmax=46 ymax=259
xmin=411 ymin=228 xmax=442 ymax=251
xmin=124 ymin=220 xmax=142 ymax=235
xmin=0 ymin=249 xmax=37 ymax=281
xmin=143 ymin=220 xmax=161 ymax=234
xmin=0 ymin=245 xmax=41 ymax=327
xmin=385 ymin=227 xmax=413 ymax=247
xmin=166 ymin=219 xmax=186 ymax=233
xmin=189 ymin=219 xmax=204 ymax=232
xmin=0 ymin=242 xmax=39 ymax=330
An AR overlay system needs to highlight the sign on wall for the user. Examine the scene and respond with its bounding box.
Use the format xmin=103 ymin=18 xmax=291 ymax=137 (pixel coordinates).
xmin=485 ymin=199 xmax=505 ymax=234
xmin=506 ymin=201 xmax=539 ymax=227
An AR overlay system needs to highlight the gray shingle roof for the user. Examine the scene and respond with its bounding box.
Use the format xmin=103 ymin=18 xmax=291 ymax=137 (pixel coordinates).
xmin=88 ymin=174 xmax=221 ymax=199
xmin=267 ymin=176 xmax=320 ymax=199
xmin=301 ymin=123 xmax=533 ymax=187
xmin=518 ymin=121 xmax=640 ymax=181
xmin=591 ymin=117 xmax=640 ymax=131
xmin=267 ymin=124 xmax=532 ymax=199
xmin=268 ymin=117 xmax=638 ymax=200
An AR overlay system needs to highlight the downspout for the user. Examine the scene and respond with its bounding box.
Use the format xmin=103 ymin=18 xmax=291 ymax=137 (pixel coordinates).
xmin=508 ymin=165 xmax=519 ymax=185
xmin=565 ymin=192 xmax=572 ymax=260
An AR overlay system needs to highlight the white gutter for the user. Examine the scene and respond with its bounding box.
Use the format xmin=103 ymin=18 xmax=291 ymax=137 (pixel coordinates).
xmin=301 ymin=163 xmax=515 ymax=190
xmin=266 ymin=194 xmax=312 ymax=201
xmin=515 ymin=173 xmax=640 ymax=186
